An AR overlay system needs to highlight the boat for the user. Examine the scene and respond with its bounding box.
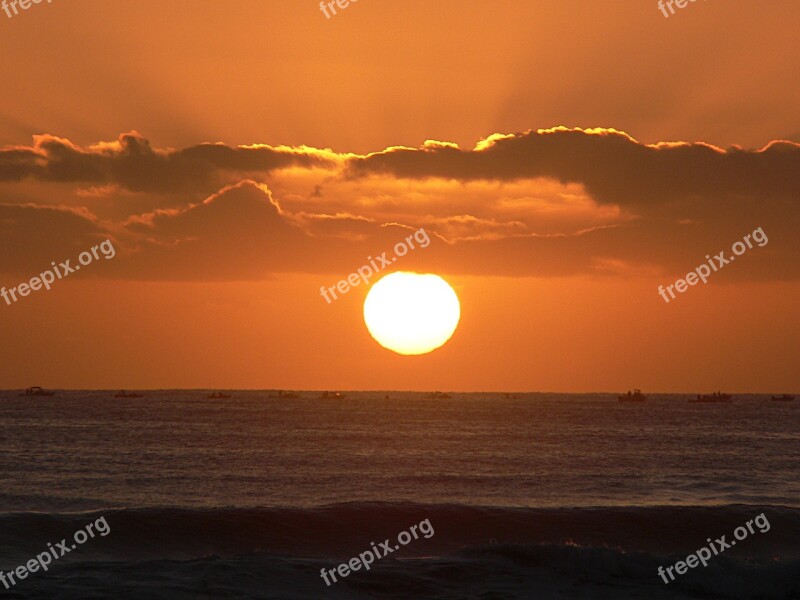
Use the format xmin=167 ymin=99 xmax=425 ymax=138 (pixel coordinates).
xmin=319 ymin=391 xmax=346 ymax=399
xmin=618 ymin=389 xmax=647 ymax=402
xmin=429 ymin=391 xmax=452 ymax=399
xmin=208 ymin=392 xmax=232 ymax=399
xmin=114 ymin=390 xmax=144 ymax=398
xmin=21 ymin=386 xmax=55 ymax=397
xmin=690 ymin=392 xmax=733 ymax=403
xmin=771 ymin=395 xmax=795 ymax=402
xmin=268 ymin=390 xmax=300 ymax=399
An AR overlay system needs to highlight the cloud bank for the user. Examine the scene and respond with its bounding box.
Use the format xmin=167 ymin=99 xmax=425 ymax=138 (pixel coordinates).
xmin=0 ymin=128 xmax=797 ymax=281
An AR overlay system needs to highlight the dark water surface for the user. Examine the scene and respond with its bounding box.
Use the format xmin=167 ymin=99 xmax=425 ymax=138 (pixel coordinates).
xmin=1 ymin=391 xmax=798 ymax=599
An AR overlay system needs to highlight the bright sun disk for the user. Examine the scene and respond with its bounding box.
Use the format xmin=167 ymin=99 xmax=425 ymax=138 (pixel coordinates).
xmin=363 ymin=272 xmax=460 ymax=355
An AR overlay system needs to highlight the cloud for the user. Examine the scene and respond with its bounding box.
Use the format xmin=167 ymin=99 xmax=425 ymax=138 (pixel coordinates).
xmin=0 ymin=128 xmax=797 ymax=282
xmin=0 ymin=202 xmax=110 ymax=275
xmin=347 ymin=127 xmax=800 ymax=209
xmin=0 ymin=132 xmax=338 ymax=194
xmin=117 ymin=181 xmax=428 ymax=280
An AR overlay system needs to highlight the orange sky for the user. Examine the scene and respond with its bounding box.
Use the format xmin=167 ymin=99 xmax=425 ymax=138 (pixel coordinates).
xmin=0 ymin=1 xmax=798 ymax=391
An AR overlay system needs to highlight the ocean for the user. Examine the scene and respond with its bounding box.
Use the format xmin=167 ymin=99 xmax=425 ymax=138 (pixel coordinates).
xmin=0 ymin=391 xmax=798 ymax=599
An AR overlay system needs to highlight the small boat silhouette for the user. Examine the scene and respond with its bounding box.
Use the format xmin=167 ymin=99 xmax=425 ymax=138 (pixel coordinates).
xmin=114 ymin=390 xmax=144 ymax=398
xmin=618 ymin=389 xmax=647 ymax=402
xmin=771 ymin=394 xmax=795 ymax=402
xmin=208 ymin=392 xmax=232 ymax=399
xmin=21 ymin=386 xmax=55 ymax=397
xmin=690 ymin=392 xmax=733 ymax=403
xmin=268 ymin=390 xmax=300 ymax=399
xmin=429 ymin=391 xmax=452 ymax=399
xmin=319 ymin=391 xmax=346 ymax=399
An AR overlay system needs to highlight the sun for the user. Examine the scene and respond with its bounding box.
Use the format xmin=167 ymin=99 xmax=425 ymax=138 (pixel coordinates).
xmin=363 ymin=272 xmax=460 ymax=355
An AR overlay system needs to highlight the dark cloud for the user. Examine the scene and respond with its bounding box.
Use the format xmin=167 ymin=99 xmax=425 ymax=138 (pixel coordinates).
xmin=342 ymin=128 xmax=800 ymax=277
xmin=118 ymin=181 xmax=439 ymax=280
xmin=0 ymin=132 xmax=337 ymax=194
xmin=0 ymin=203 xmax=110 ymax=275
xmin=347 ymin=128 xmax=800 ymax=209
xmin=0 ymin=129 xmax=797 ymax=282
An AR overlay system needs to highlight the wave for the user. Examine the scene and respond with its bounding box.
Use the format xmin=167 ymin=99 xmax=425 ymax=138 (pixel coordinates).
xmin=1 ymin=504 xmax=798 ymax=599
xmin=1 ymin=503 xmax=798 ymax=561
